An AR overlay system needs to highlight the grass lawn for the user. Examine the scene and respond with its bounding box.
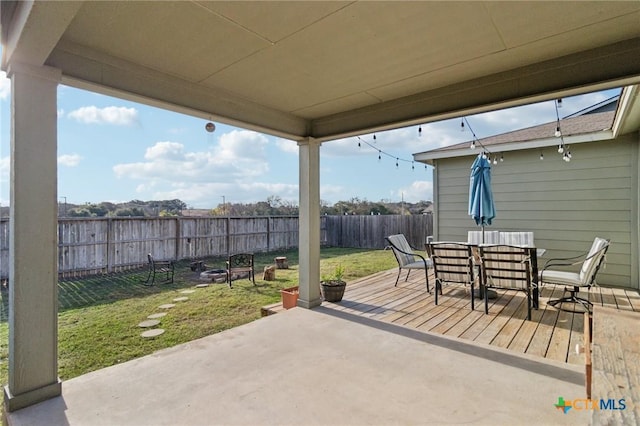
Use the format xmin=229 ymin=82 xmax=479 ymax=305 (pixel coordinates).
xmin=0 ymin=247 xmax=398 ymax=393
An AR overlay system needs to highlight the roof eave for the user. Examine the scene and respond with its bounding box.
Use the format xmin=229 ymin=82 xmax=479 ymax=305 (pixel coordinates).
xmin=413 ymin=130 xmax=615 ymax=165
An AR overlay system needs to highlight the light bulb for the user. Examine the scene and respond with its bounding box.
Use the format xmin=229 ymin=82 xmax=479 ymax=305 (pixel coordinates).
xmin=540 ymin=153 xmax=544 ymax=160
xmin=557 ymin=98 xmax=563 ymax=108
xmin=555 ymin=126 xmax=561 ymax=137
xmin=567 ymin=151 xmax=572 ymax=159
xmin=418 ymin=126 xmax=422 ymax=136
xmin=470 ymin=141 xmax=476 ymax=149
xmin=461 ymin=120 xmax=465 ymax=132
xmin=493 ymin=158 xmax=497 ymax=165
xmin=558 ymin=145 xmax=564 ymax=153
xmin=500 ymin=154 xmax=504 ymax=162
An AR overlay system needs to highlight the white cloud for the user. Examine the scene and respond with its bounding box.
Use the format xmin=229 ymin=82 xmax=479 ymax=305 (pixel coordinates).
xmin=67 ymin=106 xmax=138 ymax=125
xmin=396 ymin=181 xmax=433 ymax=203
xmin=275 ymin=138 xmax=298 ymax=154
xmin=113 ymin=130 xmax=275 ymax=206
xmin=148 ymin=181 xmax=299 ymax=208
xmin=320 ymin=184 xmax=346 ymax=201
xmin=58 ymin=154 xmax=82 ymax=167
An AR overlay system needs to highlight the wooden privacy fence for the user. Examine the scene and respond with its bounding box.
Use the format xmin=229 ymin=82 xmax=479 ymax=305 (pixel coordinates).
xmin=322 ymin=213 xmax=433 ymax=249
xmin=0 ymin=214 xmax=432 ymax=279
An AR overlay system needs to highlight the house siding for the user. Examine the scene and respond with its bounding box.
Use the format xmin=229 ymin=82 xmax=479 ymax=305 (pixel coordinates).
xmin=433 ymin=133 xmax=639 ymax=290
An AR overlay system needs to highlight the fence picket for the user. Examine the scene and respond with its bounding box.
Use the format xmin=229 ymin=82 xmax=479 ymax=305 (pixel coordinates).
xmin=0 ymin=214 xmax=432 ymax=279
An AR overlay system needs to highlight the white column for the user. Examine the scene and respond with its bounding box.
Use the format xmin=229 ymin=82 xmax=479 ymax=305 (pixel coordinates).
xmin=297 ymin=137 xmax=322 ymax=308
xmin=4 ymin=63 xmax=62 ymax=411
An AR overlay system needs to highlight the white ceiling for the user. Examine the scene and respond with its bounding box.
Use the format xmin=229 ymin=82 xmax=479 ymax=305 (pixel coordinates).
xmin=2 ymin=1 xmax=640 ymax=141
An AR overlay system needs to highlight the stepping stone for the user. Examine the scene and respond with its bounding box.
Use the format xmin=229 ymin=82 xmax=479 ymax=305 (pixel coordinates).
xmin=147 ymin=312 xmax=167 ymax=319
xmin=138 ymin=319 xmax=161 ymax=328
xmin=141 ymin=329 xmax=165 ymax=338
xmin=195 ymin=283 xmax=209 ymax=288
xmin=159 ymin=303 xmax=176 ymax=309
xmin=173 ymin=296 xmax=189 ymax=302
xmin=180 ymin=290 xmax=196 ymax=294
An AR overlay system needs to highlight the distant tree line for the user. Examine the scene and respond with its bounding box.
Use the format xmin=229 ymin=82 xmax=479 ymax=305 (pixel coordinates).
xmin=58 ymin=199 xmax=187 ymax=218
xmin=0 ymin=197 xmax=432 ymax=218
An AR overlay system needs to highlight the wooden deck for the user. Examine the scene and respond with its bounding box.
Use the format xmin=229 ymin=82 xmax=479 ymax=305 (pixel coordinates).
xmin=266 ymin=269 xmax=640 ymax=366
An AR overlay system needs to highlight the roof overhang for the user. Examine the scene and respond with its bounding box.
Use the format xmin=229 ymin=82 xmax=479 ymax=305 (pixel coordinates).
xmin=2 ymin=1 xmax=640 ymax=142
xmin=414 ymin=85 xmax=640 ymax=166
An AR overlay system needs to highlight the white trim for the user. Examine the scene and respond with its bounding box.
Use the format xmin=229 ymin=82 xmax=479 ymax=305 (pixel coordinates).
xmin=414 ymin=130 xmax=615 ymax=165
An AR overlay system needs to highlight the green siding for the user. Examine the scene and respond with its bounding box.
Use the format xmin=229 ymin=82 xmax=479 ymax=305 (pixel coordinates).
xmin=434 ymin=134 xmax=639 ymax=289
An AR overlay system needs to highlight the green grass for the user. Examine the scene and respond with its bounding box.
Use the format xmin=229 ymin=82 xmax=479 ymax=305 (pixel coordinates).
xmin=0 ymin=247 xmax=397 ymax=389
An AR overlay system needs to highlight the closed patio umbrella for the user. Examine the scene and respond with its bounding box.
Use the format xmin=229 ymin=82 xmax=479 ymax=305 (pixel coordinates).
xmin=468 ymin=154 xmax=496 ymax=241
xmin=469 ymin=153 xmax=497 ymax=299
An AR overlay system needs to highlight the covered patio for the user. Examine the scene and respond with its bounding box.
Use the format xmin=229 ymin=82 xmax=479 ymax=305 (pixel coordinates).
xmin=10 ymin=266 xmax=636 ymax=424
xmin=9 ymin=288 xmax=589 ymax=426
xmin=2 ymin=1 xmax=640 ymax=419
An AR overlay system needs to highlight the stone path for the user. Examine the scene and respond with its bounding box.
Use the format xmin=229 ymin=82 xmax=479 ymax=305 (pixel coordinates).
xmin=139 ymin=281 xmax=213 ymax=338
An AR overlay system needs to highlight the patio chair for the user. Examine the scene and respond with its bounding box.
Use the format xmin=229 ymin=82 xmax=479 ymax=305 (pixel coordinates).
xmin=479 ymin=245 xmax=536 ymax=320
xmin=499 ymin=232 xmax=534 ymax=247
xmin=427 ymin=242 xmax=475 ymax=309
xmin=386 ymin=234 xmax=432 ymax=292
xmin=467 ymin=230 xmax=500 ymax=245
xmin=143 ymin=253 xmax=175 ymax=286
xmin=540 ymin=237 xmax=610 ymax=313
xmin=226 ymin=253 xmax=256 ymax=288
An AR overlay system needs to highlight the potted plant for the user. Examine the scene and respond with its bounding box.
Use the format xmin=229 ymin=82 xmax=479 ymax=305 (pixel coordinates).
xmin=320 ymin=264 xmax=347 ymax=302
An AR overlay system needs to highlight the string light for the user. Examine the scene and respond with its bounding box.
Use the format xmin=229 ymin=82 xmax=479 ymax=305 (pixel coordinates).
xmin=540 ymin=152 xmax=544 ymax=160
xmin=460 ymin=119 xmax=465 ymax=132
xmin=553 ymin=98 xmax=570 ymax=164
xmin=463 ymin=117 xmax=496 ymax=164
xmin=355 ymin=135 xmax=427 ymax=171
xmin=373 ymin=134 xmax=377 ymax=141
xmin=500 ymin=154 xmax=504 ymax=162
xmin=418 ymin=126 xmax=422 ymax=136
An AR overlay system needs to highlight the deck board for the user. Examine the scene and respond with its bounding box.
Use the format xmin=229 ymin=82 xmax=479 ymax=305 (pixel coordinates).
xmin=265 ymin=268 xmax=638 ymax=367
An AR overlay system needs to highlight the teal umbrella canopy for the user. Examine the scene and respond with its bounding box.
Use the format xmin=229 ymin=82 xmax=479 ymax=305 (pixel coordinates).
xmin=468 ymin=154 xmax=496 ymax=226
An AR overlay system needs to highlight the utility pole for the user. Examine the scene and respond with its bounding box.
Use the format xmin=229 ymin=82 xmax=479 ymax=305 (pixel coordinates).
xmin=60 ymin=196 xmax=67 ymax=217
xmin=221 ymin=195 xmax=226 ymax=216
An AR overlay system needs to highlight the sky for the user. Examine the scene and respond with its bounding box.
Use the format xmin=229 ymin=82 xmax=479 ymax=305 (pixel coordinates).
xmin=0 ymin=69 xmax=620 ymax=209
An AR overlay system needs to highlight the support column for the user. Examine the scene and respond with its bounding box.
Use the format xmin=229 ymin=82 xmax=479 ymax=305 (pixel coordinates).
xmin=4 ymin=63 xmax=62 ymax=412
xmin=297 ymin=137 xmax=322 ymax=308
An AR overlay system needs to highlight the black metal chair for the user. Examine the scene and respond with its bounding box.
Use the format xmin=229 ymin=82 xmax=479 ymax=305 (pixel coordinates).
xmin=386 ymin=234 xmax=432 ymax=292
xmin=540 ymin=237 xmax=610 ymax=313
xmin=427 ymin=242 xmax=475 ymax=310
xmin=226 ymin=253 xmax=255 ymax=288
xmin=479 ymin=245 xmax=536 ymax=320
xmin=143 ymin=253 xmax=175 ymax=286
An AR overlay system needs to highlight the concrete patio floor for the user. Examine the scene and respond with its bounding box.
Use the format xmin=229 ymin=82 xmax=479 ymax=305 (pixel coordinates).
xmin=7 ymin=306 xmax=588 ymax=425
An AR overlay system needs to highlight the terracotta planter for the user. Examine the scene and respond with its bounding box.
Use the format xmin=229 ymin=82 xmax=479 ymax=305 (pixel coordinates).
xmin=280 ymin=286 xmax=299 ymax=309
xmin=321 ymin=280 xmax=346 ymax=302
